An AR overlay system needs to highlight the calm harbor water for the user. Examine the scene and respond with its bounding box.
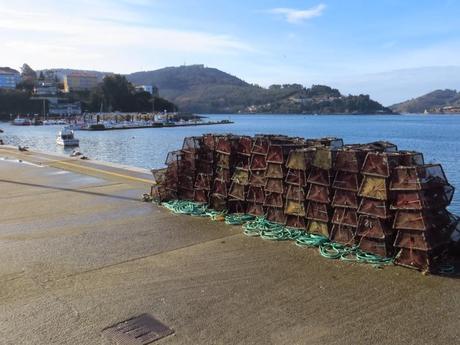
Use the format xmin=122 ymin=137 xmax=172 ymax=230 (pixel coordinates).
xmin=1 ymin=114 xmax=460 ymax=212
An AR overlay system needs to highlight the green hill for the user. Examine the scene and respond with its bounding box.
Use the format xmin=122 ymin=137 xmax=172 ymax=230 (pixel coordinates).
xmin=390 ymin=89 xmax=460 ymax=113
xmin=126 ymin=65 xmax=392 ymax=114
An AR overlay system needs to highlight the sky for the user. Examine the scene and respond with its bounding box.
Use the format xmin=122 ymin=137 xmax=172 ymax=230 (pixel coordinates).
xmin=1 ymin=0 xmax=460 ymax=104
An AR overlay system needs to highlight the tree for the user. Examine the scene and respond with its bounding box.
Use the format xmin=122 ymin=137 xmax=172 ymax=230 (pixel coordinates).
xmin=21 ymin=63 xmax=37 ymax=81
xmin=83 ymin=74 xmax=177 ymax=113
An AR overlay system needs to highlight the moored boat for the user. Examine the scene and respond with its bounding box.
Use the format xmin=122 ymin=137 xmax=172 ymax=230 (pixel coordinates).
xmin=12 ymin=117 xmax=32 ymax=126
xmin=56 ymin=127 xmax=80 ymax=146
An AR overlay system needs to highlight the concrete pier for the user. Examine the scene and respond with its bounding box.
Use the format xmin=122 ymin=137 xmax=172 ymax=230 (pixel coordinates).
xmin=0 ymin=146 xmax=459 ymax=345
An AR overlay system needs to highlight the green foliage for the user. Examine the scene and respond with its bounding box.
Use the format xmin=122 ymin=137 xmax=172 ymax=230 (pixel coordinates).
xmin=20 ymin=63 xmax=36 ymax=81
xmin=82 ymin=74 xmax=177 ymax=113
xmin=0 ymin=89 xmax=42 ymax=120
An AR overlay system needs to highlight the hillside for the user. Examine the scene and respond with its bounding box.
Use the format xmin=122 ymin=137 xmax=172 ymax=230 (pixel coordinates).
xmin=126 ymin=65 xmax=392 ymax=114
xmin=40 ymin=65 xmax=392 ymax=114
xmin=390 ymin=89 xmax=460 ymax=113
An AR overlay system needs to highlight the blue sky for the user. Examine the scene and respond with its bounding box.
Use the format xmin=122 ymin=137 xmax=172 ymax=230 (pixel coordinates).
xmin=1 ymin=0 xmax=460 ymax=104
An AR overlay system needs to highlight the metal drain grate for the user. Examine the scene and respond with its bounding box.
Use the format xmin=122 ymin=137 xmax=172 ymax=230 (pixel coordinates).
xmin=102 ymin=313 xmax=174 ymax=344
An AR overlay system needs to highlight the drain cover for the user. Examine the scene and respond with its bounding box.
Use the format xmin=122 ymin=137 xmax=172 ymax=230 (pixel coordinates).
xmin=102 ymin=314 xmax=174 ymax=344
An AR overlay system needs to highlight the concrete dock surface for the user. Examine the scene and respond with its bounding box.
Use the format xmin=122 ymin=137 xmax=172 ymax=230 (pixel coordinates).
xmin=0 ymin=146 xmax=459 ymax=345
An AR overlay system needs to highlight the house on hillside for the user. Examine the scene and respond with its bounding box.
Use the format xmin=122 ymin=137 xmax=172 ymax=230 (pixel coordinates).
xmin=63 ymin=72 xmax=98 ymax=92
xmin=0 ymin=67 xmax=21 ymax=89
xmin=48 ymin=101 xmax=82 ymax=116
xmin=135 ymin=85 xmax=159 ymax=96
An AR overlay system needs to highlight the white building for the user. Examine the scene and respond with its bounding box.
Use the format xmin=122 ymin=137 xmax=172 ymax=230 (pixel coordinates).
xmin=135 ymin=85 xmax=158 ymax=96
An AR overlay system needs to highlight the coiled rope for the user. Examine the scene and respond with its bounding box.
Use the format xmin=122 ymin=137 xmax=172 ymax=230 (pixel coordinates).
xmin=159 ymin=200 xmax=394 ymax=267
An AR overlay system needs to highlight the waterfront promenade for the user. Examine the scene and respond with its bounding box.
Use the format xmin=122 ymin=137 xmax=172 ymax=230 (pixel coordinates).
xmin=0 ymin=145 xmax=459 ymax=345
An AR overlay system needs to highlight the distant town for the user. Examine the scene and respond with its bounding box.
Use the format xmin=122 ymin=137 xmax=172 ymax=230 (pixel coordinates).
xmin=0 ymin=64 xmax=177 ymax=121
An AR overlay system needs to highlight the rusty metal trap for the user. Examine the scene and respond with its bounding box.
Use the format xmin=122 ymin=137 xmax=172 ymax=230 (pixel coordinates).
xmin=266 ymin=207 xmax=287 ymax=224
xmin=285 ymin=169 xmax=307 ymax=186
xmin=398 ymin=150 xmax=425 ymax=166
xmin=194 ymin=189 xmax=209 ymax=203
xmin=307 ymin=220 xmax=330 ymax=237
xmin=332 ymin=207 xmax=358 ymax=227
xmin=358 ymin=176 xmax=389 ymax=200
xmin=331 ymin=190 xmax=359 ymax=209
xmin=212 ymin=179 xmax=229 ymax=198
xmin=390 ymin=164 xmax=450 ymax=191
xmin=361 ymin=152 xmax=402 ymax=177
xmin=237 ymin=136 xmax=253 ymax=156
xmin=393 ymin=228 xmax=452 ymax=251
xmin=329 ymin=224 xmax=356 ymax=246
xmin=285 ymin=185 xmax=306 ymax=201
xmin=210 ymin=194 xmax=227 ymax=211
xmin=284 ymin=199 xmax=306 ymax=217
xmin=249 ymin=170 xmax=266 ymax=187
xmin=390 ymin=186 xmax=454 ymax=210
xmin=265 ymin=163 xmax=285 ymax=179
xmin=306 ymin=202 xmax=331 ymax=222
xmin=247 ymin=186 xmax=265 ymax=204
xmin=357 ymin=215 xmax=394 ymax=240
xmin=234 ymin=154 xmax=250 ymax=170
xmin=332 ymin=171 xmax=361 ymax=192
xmin=307 ymin=167 xmax=334 ymax=186
xmin=265 ymin=178 xmax=284 ymax=194
xmin=393 ymin=209 xmax=456 ymax=231
xmin=357 ymin=236 xmax=394 ymax=258
xmin=215 ymin=135 xmax=240 ymax=155
xmin=182 ymin=136 xmax=204 ymax=153
xmin=247 ymin=202 xmax=265 ymax=216
xmin=203 ymin=133 xmax=216 ymax=151
xmin=264 ymin=192 xmax=284 ymax=208
xmin=306 ymin=184 xmax=332 ymax=204
xmin=215 ymin=167 xmax=231 ymax=182
xmin=357 ymin=198 xmax=391 ymax=219
xmin=227 ymin=199 xmax=247 ymax=214
xmin=366 ymin=140 xmax=398 ymax=152
xmin=267 ymin=143 xmax=306 ymax=164
xmin=250 ymin=154 xmax=267 ymax=171
xmin=312 ymin=147 xmax=337 ymax=170
xmin=177 ymin=188 xmax=194 ymax=201
xmin=231 ymin=169 xmax=250 ymax=185
xmin=251 ymin=136 xmax=270 ymax=155
xmin=194 ymin=173 xmax=212 ymax=190
xmin=285 ymin=148 xmax=315 ymax=170
xmin=216 ymin=153 xmax=234 ymax=169
xmin=228 ymin=182 xmax=247 ymax=201
xmin=334 ymin=148 xmax=366 ymax=173
xmin=286 ymin=215 xmax=307 ymax=229
xmin=394 ymin=246 xmax=447 ymax=271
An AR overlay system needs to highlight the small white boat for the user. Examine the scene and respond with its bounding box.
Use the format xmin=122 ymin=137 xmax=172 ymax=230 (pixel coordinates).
xmin=13 ymin=117 xmax=32 ymax=126
xmin=56 ymin=127 xmax=79 ymax=146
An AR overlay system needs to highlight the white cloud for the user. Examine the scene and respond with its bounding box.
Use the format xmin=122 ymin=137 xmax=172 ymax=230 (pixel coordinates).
xmin=0 ymin=0 xmax=254 ymax=71
xmin=270 ymin=4 xmax=326 ymax=24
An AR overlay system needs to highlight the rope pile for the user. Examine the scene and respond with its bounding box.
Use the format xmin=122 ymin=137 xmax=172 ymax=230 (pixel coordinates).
xmin=160 ymin=199 xmax=394 ymax=268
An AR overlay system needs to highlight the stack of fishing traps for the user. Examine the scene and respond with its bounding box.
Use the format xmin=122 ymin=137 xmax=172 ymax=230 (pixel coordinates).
xmin=155 ymin=133 xmax=459 ymax=271
xmin=391 ymin=164 xmax=456 ymax=270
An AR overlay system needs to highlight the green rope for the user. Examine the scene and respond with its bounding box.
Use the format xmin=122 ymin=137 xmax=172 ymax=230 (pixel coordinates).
xmin=206 ymin=209 xmax=227 ymax=221
xmin=160 ymin=200 xmax=394 ymax=267
xmin=437 ymin=264 xmax=456 ymax=275
xmin=295 ymin=233 xmax=329 ymax=248
xmin=161 ymin=200 xmax=209 ymax=216
xmin=225 ymin=214 xmax=255 ymax=225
